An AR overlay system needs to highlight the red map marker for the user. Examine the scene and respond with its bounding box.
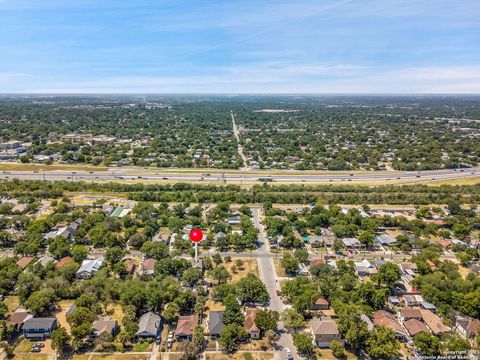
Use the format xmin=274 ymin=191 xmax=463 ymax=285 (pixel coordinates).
xmin=189 ymin=229 xmax=203 ymax=243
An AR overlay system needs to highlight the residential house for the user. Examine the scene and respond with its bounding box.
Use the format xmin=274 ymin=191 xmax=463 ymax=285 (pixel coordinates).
xmin=426 ymin=259 xmax=437 ymax=271
xmin=175 ymin=315 xmax=198 ymax=340
xmin=455 ymin=315 xmax=480 ymax=339
xmin=307 ymin=235 xmax=324 ymax=248
xmin=403 ymin=295 xmax=424 ymax=307
xmin=399 ymin=309 xmax=422 ymax=322
xmin=136 ymin=312 xmax=161 ymax=338
xmin=123 ymin=257 xmax=136 ymax=275
xmin=420 ymin=302 xmax=437 ymax=312
xmin=372 ymin=310 xmax=407 ymax=341
xmin=399 ymin=262 xmax=418 ymax=274
xmin=76 ymin=256 xmax=104 ymax=279
xmin=420 ymin=310 xmax=451 ymax=336
xmin=311 ymin=297 xmax=329 ymax=311
xmin=342 ymin=237 xmax=363 ymax=249
xmin=92 ymin=317 xmax=119 ymax=338
xmin=244 ymin=308 xmax=260 ymax=339
xmin=376 ymin=233 xmax=396 ymax=246
xmin=214 ymin=232 xmax=227 ymax=241
xmin=208 ymin=311 xmax=225 ymax=339
xmin=35 ymin=254 xmax=55 ymax=267
xmin=227 ymin=214 xmax=242 ymax=225
xmin=23 ymin=318 xmax=57 ymax=339
xmin=354 ymin=259 xmax=377 ymax=276
xmin=6 ymin=311 xmax=32 ymax=332
xmin=142 ymin=258 xmax=156 ymax=276
xmin=310 ymin=316 xmax=344 ymax=348
xmin=404 ymin=319 xmax=429 ymax=337
xmin=16 ymin=256 xmax=33 ymax=269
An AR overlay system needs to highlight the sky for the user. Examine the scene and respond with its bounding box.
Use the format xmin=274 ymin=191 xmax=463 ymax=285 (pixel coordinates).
xmin=0 ymin=0 xmax=479 ymax=93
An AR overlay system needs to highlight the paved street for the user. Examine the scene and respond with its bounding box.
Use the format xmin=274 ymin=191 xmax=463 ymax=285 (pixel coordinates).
xmin=252 ymin=207 xmax=298 ymax=360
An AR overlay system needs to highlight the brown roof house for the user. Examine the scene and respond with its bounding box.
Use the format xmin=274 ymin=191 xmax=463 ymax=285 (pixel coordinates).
xmin=244 ymin=308 xmax=260 ymax=339
xmin=455 ymin=315 xmax=480 ymax=339
xmin=310 ymin=316 xmax=344 ymax=348
xmin=420 ymin=310 xmax=451 ymax=336
xmin=6 ymin=310 xmax=33 ymax=332
xmin=174 ymin=315 xmax=198 ymax=340
xmin=16 ymin=256 xmax=33 ymax=269
xmin=399 ymin=309 xmax=422 ymax=322
xmin=142 ymin=258 xmax=156 ymax=276
xmin=404 ymin=319 xmax=429 ymax=337
xmin=311 ymin=297 xmax=329 ymax=311
xmin=372 ymin=310 xmax=407 ymax=341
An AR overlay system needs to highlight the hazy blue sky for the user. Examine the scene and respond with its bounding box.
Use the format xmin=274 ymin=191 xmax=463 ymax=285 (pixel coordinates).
xmin=0 ymin=0 xmax=479 ymax=93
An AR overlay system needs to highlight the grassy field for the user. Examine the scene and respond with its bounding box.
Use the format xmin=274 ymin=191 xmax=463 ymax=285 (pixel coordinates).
xmin=13 ymin=339 xmax=33 ymax=353
xmin=5 ymin=295 xmax=20 ymax=312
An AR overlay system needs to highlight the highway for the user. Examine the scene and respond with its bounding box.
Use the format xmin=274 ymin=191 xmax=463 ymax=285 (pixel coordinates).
xmin=0 ymin=166 xmax=478 ymax=184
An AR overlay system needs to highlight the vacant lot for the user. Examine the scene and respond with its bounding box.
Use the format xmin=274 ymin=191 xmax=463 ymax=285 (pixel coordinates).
xmin=223 ymin=258 xmax=258 ymax=283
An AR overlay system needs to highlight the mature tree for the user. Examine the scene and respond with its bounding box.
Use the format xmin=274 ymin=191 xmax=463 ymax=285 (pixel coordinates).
xmin=212 ymin=284 xmax=236 ymax=302
xmin=330 ymin=340 xmax=346 ymax=359
xmin=71 ymin=245 xmax=88 ymax=263
xmin=182 ymin=268 xmax=203 ymax=287
xmin=71 ymin=322 xmax=93 ymax=349
xmin=281 ymin=252 xmax=299 ymax=276
xmin=128 ymin=232 xmax=147 ymax=250
xmin=219 ymin=324 xmax=248 ymax=353
xmin=293 ymin=332 xmax=315 ymax=358
xmin=336 ymin=304 xmax=369 ymax=352
xmin=51 ymin=328 xmax=71 ymax=354
xmin=162 ymin=302 xmax=180 ymax=323
xmin=192 ymin=325 xmax=205 ymax=353
xmin=212 ymin=254 xmax=222 ymax=265
xmin=442 ymin=334 xmax=470 ymax=352
xmin=280 ymin=309 xmax=304 ymax=331
xmin=209 ymin=265 xmax=230 ymax=285
xmin=140 ymin=241 xmax=169 ymax=260
xmin=105 ymin=246 xmax=125 ymax=266
xmin=413 ymin=331 xmax=441 ymax=356
xmin=374 ymin=262 xmax=401 ymax=289
xmin=294 ymin=248 xmax=309 ymax=263
xmin=359 ymin=231 xmax=375 ymax=248
xmin=254 ymin=309 xmax=279 ymax=333
xmin=366 ymin=326 xmax=399 ymax=359
xmin=223 ymin=294 xmax=244 ymax=326
xmin=25 ymin=289 xmax=56 ymax=316
xmin=235 ymin=274 xmax=269 ymax=304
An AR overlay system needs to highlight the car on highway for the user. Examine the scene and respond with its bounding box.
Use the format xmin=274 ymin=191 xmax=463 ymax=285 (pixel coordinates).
xmin=162 ymin=177 xmax=168 ymax=180
xmin=276 ymin=289 xmax=281 ymax=296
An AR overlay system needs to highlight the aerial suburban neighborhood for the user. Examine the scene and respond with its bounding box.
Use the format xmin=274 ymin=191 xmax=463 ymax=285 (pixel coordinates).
xmin=0 ymin=164 xmax=479 ymax=360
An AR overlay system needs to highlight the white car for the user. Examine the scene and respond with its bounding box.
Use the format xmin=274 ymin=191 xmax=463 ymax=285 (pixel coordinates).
xmin=284 ymin=347 xmax=293 ymax=360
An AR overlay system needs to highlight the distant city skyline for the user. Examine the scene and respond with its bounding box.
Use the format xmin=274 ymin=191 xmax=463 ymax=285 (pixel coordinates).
xmin=0 ymin=0 xmax=479 ymax=93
